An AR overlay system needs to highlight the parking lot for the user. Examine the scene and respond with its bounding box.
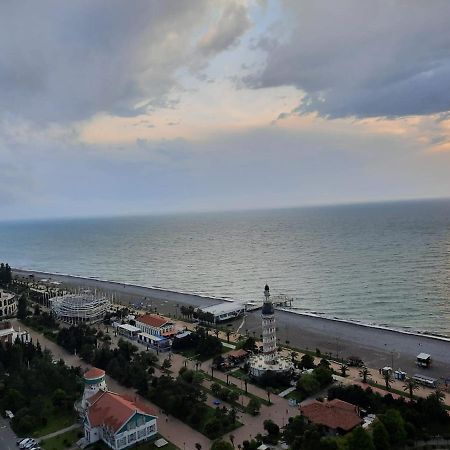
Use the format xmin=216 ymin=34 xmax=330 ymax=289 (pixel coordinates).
xmin=0 ymin=416 xmax=18 ymax=450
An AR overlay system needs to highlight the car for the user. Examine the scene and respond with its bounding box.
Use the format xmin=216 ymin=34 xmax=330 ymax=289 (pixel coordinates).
xmin=20 ymin=440 xmax=36 ymax=449
xmin=5 ymin=410 xmax=14 ymax=419
xmin=18 ymin=439 xmax=33 ymax=448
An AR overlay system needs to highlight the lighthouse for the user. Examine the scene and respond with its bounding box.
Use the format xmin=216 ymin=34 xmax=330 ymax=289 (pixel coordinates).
xmin=262 ymin=284 xmax=277 ymax=364
xmin=249 ymin=284 xmax=294 ymax=377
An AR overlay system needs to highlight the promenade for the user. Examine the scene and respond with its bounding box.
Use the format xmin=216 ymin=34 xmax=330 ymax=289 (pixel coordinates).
xmin=13 ymin=268 xmax=450 ymax=382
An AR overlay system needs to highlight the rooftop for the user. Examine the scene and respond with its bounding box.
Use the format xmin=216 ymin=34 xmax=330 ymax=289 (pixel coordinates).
xmin=84 ymin=367 xmax=105 ymax=380
xmin=201 ymin=302 xmax=246 ymax=316
xmin=87 ymin=390 xmax=157 ymax=432
xmin=137 ymin=314 xmax=172 ymax=328
xmin=300 ymin=399 xmax=362 ymax=432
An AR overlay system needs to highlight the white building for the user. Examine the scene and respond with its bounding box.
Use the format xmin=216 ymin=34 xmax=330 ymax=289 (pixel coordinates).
xmin=0 ymin=290 xmax=17 ymax=318
xmin=0 ymin=321 xmax=29 ymax=346
xmin=81 ymin=367 xmax=158 ymax=449
xmin=200 ymin=302 xmax=246 ymax=323
xmin=51 ymin=293 xmax=110 ymax=324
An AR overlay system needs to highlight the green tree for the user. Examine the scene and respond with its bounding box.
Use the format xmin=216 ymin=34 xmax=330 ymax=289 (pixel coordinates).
xmin=297 ymin=373 xmax=320 ymax=398
xmin=300 ymin=354 xmax=315 ymax=369
xmin=380 ymin=409 xmax=407 ymax=446
xmin=247 ymin=397 xmax=261 ymax=416
xmin=359 ymin=366 xmax=371 ymax=384
xmin=403 ymin=377 xmax=418 ymax=401
xmin=372 ymin=420 xmax=390 ymax=450
xmin=347 ymin=427 xmax=375 ymax=450
xmin=263 ymin=419 xmax=280 ymax=436
xmin=17 ymin=294 xmax=28 ymax=320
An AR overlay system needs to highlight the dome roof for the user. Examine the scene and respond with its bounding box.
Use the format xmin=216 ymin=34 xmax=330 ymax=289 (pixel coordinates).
xmin=84 ymin=367 xmax=105 ymax=380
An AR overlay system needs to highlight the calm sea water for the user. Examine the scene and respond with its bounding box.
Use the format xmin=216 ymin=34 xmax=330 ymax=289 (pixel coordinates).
xmin=1 ymin=200 xmax=450 ymax=335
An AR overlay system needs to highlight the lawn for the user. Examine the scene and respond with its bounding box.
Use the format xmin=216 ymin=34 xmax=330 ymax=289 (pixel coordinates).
xmin=40 ymin=428 xmax=81 ymax=450
xmin=31 ymin=411 xmax=78 ymax=438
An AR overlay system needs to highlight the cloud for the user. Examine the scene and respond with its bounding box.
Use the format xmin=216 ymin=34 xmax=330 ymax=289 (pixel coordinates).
xmin=245 ymin=0 xmax=450 ymax=118
xmin=197 ymin=2 xmax=251 ymax=56
xmin=0 ymin=1 xmax=250 ymax=123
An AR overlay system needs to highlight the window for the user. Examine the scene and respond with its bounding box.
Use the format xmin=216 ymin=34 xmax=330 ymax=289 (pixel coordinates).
xmin=128 ymin=432 xmax=136 ymax=443
xmin=117 ymin=437 xmax=127 ymax=448
xmin=147 ymin=424 xmax=156 ymax=435
xmin=138 ymin=429 xmax=146 ymax=439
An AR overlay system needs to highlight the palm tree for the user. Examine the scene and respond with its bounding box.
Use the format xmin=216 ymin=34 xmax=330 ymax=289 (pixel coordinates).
xmin=340 ymin=364 xmax=348 ymax=377
xmin=229 ymin=434 xmax=235 ymax=448
xmin=383 ymin=371 xmax=392 ymax=390
xmin=290 ymin=351 xmax=298 ymax=364
xmin=403 ymin=377 xmax=418 ymax=401
xmin=243 ymin=375 xmax=249 ymax=394
xmin=359 ymin=366 xmax=372 ymax=384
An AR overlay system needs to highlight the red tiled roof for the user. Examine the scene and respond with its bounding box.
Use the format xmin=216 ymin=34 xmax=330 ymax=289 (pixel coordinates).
xmin=137 ymin=314 xmax=171 ymax=328
xmin=227 ymin=349 xmax=248 ymax=358
xmin=84 ymin=367 xmax=105 ymax=380
xmin=87 ymin=391 xmax=157 ymax=432
xmin=300 ymin=399 xmax=362 ymax=432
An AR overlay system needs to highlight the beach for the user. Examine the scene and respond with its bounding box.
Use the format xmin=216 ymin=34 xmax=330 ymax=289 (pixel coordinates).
xmin=14 ymin=268 xmax=450 ymax=379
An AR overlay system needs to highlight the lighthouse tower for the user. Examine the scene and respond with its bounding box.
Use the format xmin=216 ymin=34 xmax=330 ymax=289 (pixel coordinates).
xmin=81 ymin=367 xmax=107 ymax=410
xmin=262 ymin=284 xmax=277 ymax=365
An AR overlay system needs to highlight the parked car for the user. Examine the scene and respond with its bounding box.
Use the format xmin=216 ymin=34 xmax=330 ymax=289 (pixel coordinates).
xmin=4 ymin=410 xmax=14 ymax=419
xmin=18 ymin=438 xmax=33 ymax=448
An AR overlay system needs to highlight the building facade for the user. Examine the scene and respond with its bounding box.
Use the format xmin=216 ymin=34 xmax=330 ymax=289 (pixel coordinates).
xmin=0 ymin=290 xmax=17 ymax=318
xmin=135 ymin=314 xmax=175 ymax=337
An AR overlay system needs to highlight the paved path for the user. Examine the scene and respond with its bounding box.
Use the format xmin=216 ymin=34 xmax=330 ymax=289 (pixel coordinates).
xmin=0 ymin=417 xmax=18 ymax=450
xmin=37 ymin=423 xmax=81 ymax=443
xmin=15 ymin=320 xmax=211 ymax=450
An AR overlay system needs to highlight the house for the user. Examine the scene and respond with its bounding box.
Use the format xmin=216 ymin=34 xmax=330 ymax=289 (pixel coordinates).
xmin=0 ymin=321 xmax=29 ymax=346
xmin=135 ymin=314 xmax=175 ymax=337
xmin=226 ymin=349 xmax=249 ymax=366
xmin=84 ymin=390 xmax=158 ymax=449
xmin=0 ymin=290 xmax=17 ymax=318
xmin=300 ymin=399 xmax=363 ymax=435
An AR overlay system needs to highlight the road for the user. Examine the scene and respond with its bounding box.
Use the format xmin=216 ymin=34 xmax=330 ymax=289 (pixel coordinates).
xmin=0 ymin=417 xmax=18 ymax=450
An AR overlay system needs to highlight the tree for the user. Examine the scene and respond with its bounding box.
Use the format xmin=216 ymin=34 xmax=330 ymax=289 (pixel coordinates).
xmin=300 ymin=354 xmax=315 ymax=370
xmin=229 ymin=434 xmax=235 ymax=448
xmin=372 ymin=420 xmax=390 ymax=450
xmin=340 ymin=364 xmax=348 ymax=377
xmin=266 ymin=387 xmax=273 ymax=404
xmin=162 ymin=358 xmax=172 ymax=374
xmin=347 ymin=427 xmax=375 ymax=450
xmin=17 ymin=294 xmax=28 ymax=320
xmin=403 ymin=377 xmax=418 ymax=401
xmin=195 ymin=444 xmax=202 ymax=450
xmin=247 ymin=397 xmax=261 ymax=416
xmin=263 ymin=419 xmax=280 ymax=437
xmin=359 ymin=366 xmax=371 ymax=384
xmin=382 ymin=371 xmax=392 ymax=390
xmin=380 ymin=409 xmax=406 ymax=446
xmin=211 ymin=440 xmax=233 ymax=450
xmin=297 ymin=373 xmax=320 ymax=398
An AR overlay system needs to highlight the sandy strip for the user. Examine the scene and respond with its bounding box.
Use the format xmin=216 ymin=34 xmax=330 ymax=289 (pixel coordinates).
xmin=13 ymin=268 xmax=450 ymax=379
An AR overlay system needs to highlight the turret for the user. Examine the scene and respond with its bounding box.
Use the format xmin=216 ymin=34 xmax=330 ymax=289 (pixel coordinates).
xmin=81 ymin=367 xmax=107 ymax=409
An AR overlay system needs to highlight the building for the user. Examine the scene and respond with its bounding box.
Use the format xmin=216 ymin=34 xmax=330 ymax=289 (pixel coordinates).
xmin=0 ymin=290 xmax=17 ymax=318
xmin=300 ymin=399 xmax=363 ymax=435
xmin=51 ymin=293 xmax=110 ymax=324
xmin=113 ymin=323 xmax=141 ymax=340
xmin=249 ymin=285 xmax=293 ymax=377
xmin=0 ymin=321 xmax=30 ymax=346
xmin=80 ymin=367 xmax=158 ymax=449
xmin=199 ymin=302 xmax=246 ymax=323
xmin=135 ymin=314 xmax=175 ymax=337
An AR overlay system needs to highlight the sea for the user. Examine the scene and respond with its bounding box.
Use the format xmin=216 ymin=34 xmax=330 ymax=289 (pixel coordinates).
xmin=1 ymin=199 xmax=450 ymax=336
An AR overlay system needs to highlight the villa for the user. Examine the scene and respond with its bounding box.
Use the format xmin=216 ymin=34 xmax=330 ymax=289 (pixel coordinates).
xmin=81 ymin=367 xmax=158 ymax=449
xmin=135 ymin=314 xmax=175 ymax=337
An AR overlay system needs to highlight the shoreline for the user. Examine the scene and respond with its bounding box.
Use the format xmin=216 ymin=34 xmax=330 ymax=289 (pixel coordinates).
xmin=13 ymin=268 xmax=450 ymax=377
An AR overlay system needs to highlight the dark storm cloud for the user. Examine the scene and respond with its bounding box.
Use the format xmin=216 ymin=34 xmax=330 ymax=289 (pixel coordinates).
xmin=245 ymin=0 xmax=450 ymax=118
xmin=0 ymin=1 xmax=247 ymax=123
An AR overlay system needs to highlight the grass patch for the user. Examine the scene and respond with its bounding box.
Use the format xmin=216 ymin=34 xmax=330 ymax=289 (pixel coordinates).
xmin=31 ymin=411 xmax=78 ymax=438
xmin=40 ymin=428 xmax=81 ymax=450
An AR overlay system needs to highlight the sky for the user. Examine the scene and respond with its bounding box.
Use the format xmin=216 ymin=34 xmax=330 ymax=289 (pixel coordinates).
xmin=1 ymin=0 xmax=450 ymax=220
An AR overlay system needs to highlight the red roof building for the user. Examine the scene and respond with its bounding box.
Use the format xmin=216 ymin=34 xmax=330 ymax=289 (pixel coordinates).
xmin=135 ymin=314 xmax=175 ymax=337
xmin=84 ymin=390 xmax=158 ymax=449
xmin=84 ymin=367 xmax=106 ymax=380
xmin=300 ymin=399 xmax=363 ymax=434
